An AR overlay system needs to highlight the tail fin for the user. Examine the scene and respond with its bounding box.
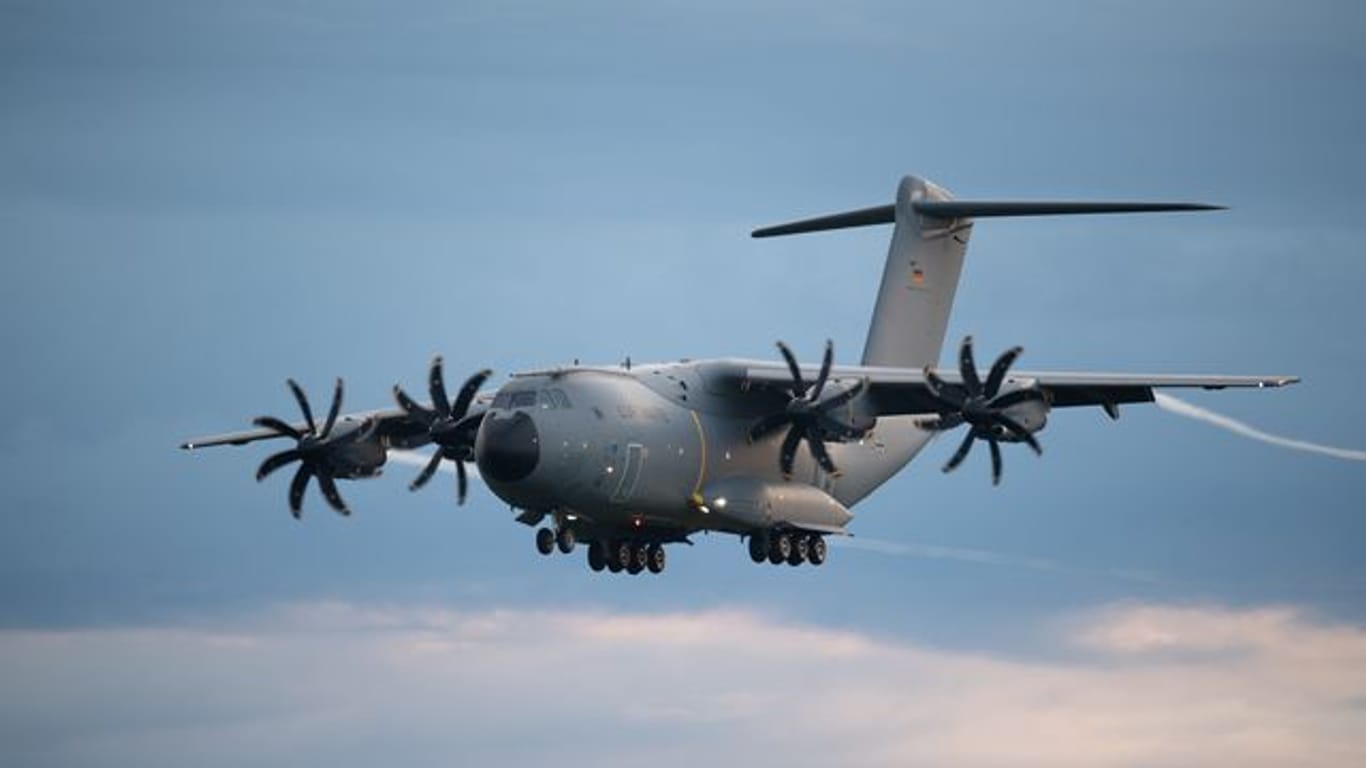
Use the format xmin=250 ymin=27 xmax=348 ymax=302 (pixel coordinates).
xmin=752 ymin=174 xmax=1221 ymax=369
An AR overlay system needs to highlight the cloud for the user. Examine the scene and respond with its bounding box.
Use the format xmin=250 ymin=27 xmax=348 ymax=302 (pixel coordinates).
xmin=3 ymin=601 xmax=1365 ymax=768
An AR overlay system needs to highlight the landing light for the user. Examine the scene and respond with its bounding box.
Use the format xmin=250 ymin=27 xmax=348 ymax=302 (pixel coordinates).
xmin=713 ymin=497 xmax=728 ymax=511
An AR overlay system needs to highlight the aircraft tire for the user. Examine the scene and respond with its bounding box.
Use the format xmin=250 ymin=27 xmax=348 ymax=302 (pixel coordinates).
xmin=770 ymin=533 xmax=792 ymax=565
xmin=748 ymin=532 xmax=768 ymax=563
xmin=788 ymin=535 xmax=808 ymax=566
xmin=615 ymin=540 xmax=634 ymax=572
xmin=556 ymin=527 xmax=576 ymax=554
xmin=646 ymin=544 xmax=666 ymax=574
xmin=587 ymin=541 xmax=606 ymax=572
xmin=535 ymin=527 xmax=555 ymax=556
xmin=808 ymin=535 xmax=826 ymax=566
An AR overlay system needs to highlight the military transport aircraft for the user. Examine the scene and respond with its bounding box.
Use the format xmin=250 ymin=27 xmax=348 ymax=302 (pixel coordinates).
xmin=181 ymin=174 xmax=1297 ymax=575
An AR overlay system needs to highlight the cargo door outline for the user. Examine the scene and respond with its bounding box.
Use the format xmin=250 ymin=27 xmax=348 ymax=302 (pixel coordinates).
xmin=611 ymin=443 xmax=647 ymax=503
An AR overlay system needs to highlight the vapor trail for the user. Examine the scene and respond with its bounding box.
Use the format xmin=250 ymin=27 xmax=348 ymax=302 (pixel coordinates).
xmin=387 ymin=450 xmax=484 ymax=479
xmin=830 ymin=537 xmax=1167 ymax=585
xmin=1153 ymin=392 xmax=1366 ymax=462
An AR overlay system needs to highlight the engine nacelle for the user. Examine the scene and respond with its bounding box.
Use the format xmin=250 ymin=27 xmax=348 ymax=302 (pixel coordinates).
xmin=319 ymin=418 xmax=387 ymax=479
xmin=991 ymin=384 xmax=1050 ymax=442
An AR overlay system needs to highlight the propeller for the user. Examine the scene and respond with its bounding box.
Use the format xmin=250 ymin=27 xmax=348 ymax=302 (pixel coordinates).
xmin=253 ymin=378 xmax=370 ymax=518
xmin=393 ymin=356 xmax=491 ymax=504
xmin=917 ymin=336 xmax=1046 ymax=485
xmin=748 ymin=340 xmax=867 ymax=479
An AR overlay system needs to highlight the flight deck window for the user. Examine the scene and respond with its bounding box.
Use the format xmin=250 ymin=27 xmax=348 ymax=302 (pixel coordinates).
xmin=509 ymin=391 xmax=538 ymax=409
xmin=492 ymin=392 xmax=512 ymax=409
xmin=551 ymin=389 xmax=572 ymax=409
xmin=538 ymin=390 xmax=558 ymax=409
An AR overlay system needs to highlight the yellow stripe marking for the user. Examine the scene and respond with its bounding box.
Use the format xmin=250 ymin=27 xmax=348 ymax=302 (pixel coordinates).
xmin=689 ymin=409 xmax=707 ymax=502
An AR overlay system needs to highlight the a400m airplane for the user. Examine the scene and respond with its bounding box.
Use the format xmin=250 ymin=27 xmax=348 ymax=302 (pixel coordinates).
xmin=181 ymin=173 xmax=1297 ymax=576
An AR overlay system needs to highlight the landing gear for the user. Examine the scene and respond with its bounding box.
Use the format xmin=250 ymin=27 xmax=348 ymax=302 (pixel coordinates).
xmin=748 ymin=532 xmax=768 ymax=564
xmin=535 ymin=527 xmax=555 ymax=556
xmin=556 ymin=527 xmax=576 ymax=554
xmin=749 ymin=530 xmax=826 ymax=568
xmin=769 ymin=532 xmax=792 ymax=565
xmin=646 ymin=544 xmax=666 ymax=574
xmin=808 ymin=534 xmax=827 ymax=566
xmin=587 ymin=541 xmax=606 ymax=572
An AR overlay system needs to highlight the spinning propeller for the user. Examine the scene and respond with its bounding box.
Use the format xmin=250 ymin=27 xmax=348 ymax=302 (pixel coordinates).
xmin=254 ymin=378 xmax=370 ymax=518
xmin=749 ymin=340 xmax=867 ymax=478
xmin=918 ymin=336 xmax=1046 ymax=485
xmin=393 ymin=356 xmax=491 ymax=504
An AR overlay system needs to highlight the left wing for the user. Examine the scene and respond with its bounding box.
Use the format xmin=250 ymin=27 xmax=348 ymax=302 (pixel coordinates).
xmin=179 ymin=407 xmax=423 ymax=450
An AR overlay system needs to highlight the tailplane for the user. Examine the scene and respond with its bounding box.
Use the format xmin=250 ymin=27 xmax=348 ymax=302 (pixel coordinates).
xmin=752 ymin=175 xmax=1221 ymax=369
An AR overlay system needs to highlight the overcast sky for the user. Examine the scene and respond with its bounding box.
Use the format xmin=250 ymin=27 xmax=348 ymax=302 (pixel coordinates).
xmin=3 ymin=1 xmax=1365 ymax=765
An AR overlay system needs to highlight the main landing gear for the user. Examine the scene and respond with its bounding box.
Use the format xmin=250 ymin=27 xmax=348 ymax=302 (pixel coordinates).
xmin=534 ymin=527 xmax=668 ymax=575
xmin=747 ymin=530 xmax=827 ymax=567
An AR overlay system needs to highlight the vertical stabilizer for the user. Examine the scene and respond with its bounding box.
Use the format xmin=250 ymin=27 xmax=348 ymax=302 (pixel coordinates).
xmin=749 ymin=174 xmax=1221 ymax=369
xmin=860 ymin=175 xmax=971 ymax=368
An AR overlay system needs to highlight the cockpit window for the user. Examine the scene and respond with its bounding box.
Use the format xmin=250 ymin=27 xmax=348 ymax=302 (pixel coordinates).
xmin=550 ymin=388 xmax=572 ymax=409
xmin=509 ymin=390 xmax=538 ymax=409
xmin=492 ymin=391 xmax=512 ymax=409
xmin=538 ymin=390 xmax=558 ymax=409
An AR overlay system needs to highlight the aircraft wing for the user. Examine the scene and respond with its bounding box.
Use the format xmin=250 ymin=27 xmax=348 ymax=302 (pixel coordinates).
xmin=727 ymin=361 xmax=1298 ymax=416
xmin=179 ymin=407 xmax=428 ymax=450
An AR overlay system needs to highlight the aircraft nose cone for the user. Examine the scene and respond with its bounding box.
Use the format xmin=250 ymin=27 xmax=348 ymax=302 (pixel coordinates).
xmin=477 ymin=410 xmax=540 ymax=483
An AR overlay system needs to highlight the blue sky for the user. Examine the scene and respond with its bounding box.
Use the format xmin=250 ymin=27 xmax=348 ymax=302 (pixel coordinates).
xmin=3 ymin=1 xmax=1365 ymax=764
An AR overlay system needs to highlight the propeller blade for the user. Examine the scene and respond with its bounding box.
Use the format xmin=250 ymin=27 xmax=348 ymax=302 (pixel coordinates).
xmin=988 ymin=435 xmax=1003 ymax=485
xmin=942 ymin=431 xmax=975 ymax=473
xmin=456 ymin=459 xmax=468 ymax=505
xmin=924 ymin=369 xmax=966 ymax=409
xmin=452 ymin=369 xmax=493 ymax=420
xmin=288 ymin=463 xmax=312 ymax=518
xmin=983 ymin=346 xmax=1023 ymax=399
xmin=748 ymin=411 xmax=793 ymax=443
xmin=256 ymin=448 xmax=301 ymax=481
xmin=779 ymin=425 xmax=804 ymax=478
xmin=252 ymin=416 xmax=302 ymax=440
xmin=321 ymin=377 xmax=343 ymax=438
xmin=410 ymin=450 xmax=443 ymax=491
xmin=316 ymin=472 xmax=350 ymax=516
xmin=429 ymin=356 xmax=450 ymax=420
xmin=810 ymin=339 xmax=834 ymax=401
xmin=989 ymin=388 xmax=1046 ymax=410
xmin=393 ymin=385 xmax=435 ymax=426
xmin=287 ymin=379 xmax=318 ymax=435
xmin=958 ymin=336 xmax=982 ymax=397
xmin=776 ymin=341 xmax=807 ymax=397
xmin=993 ymin=413 xmax=1043 ymax=455
xmin=806 ymin=435 xmax=839 ymax=476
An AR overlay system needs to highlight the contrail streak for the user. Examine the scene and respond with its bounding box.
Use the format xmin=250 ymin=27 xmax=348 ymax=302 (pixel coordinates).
xmin=1153 ymin=392 xmax=1366 ymax=462
xmin=386 ymin=450 xmax=484 ymax=479
xmin=829 ymin=537 xmax=1167 ymax=585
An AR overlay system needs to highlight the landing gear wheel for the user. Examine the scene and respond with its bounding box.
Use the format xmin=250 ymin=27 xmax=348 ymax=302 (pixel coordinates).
xmin=616 ymin=540 xmax=635 ymax=573
xmin=646 ymin=544 xmax=666 ymax=574
xmin=631 ymin=543 xmax=650 ymax=574
xmin=556 ymin=526 xmax=576 ymax=554
xmin=748 ymin=532 xmax=769 ymax=564
xmin=587 ymin=541 xmax=606 ymax=572
xmin=606 ymin=539 xmax=624 ymax=573
xmin=535 ymin=527 xmax=555 ymax=556
xmin=788 ymin=535 xmax=808 ymax=566
xmin=769 ymin=533 xmax=792 ymax=565
xmin=808 ymin=535 xmax=827 ymax=566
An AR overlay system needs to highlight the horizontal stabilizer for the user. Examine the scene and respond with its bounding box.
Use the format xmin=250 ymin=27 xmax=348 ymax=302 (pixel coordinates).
xmin=752 ymin=200 xmax=1222 ymax=238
